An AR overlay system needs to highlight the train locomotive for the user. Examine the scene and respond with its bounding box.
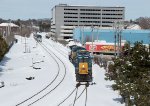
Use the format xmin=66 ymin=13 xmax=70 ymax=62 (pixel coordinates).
xmin=69 ymin=46 xmax=93 ymax=83
xmin=69 ymin=46 xmax=85 ymax=63
xmin=34 ymin=34 xmax=42 ymax=42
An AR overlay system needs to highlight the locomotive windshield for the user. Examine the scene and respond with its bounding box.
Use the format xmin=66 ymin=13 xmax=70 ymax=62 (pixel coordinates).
xmin=78 ymin=57 xmax=89 ymax=63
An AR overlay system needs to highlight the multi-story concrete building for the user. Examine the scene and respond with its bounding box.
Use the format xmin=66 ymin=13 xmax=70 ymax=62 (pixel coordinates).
xmin=50 ymin=4 xmax=125 ymax=40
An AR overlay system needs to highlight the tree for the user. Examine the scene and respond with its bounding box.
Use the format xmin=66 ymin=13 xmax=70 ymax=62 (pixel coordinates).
xmin=0 ymin=35 xmax=8 ymax=61
xmin=136 ymin=17 xmax=150 ymax=29
xmin=105 ymin=42 xmax=150 ymax=106
xmin=39 ymin=22 xmax=50 ymax=32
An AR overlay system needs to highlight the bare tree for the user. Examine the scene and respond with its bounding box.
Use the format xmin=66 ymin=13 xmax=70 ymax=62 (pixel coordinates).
xmin=20 ymin=26 xmax=32 ymax=37
xmin=136 ymin=17 xmax=150 ymax=29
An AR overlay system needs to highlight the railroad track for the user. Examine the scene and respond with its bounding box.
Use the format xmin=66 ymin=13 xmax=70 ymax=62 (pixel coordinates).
xmin=73 ymin=85 xmax=88 ymax=106
xmin=43 ymin=39 xmax=89 ymax=106
xmin=16 ymin=41 xmax=67 ymax=106
xmin=57 ymin=85 xmax=87 ymax=106
xmin=43 ymin=39 xmax=68 ymax=58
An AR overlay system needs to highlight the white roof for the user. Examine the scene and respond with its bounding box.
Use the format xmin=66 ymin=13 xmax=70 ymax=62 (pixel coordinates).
xmin=127 ymin=24 xmax=141 ymax=30
xmin=67 ymin=41 xmax=82 ymax=46
xmin=0 ymin=23 xmax=19 ymax=27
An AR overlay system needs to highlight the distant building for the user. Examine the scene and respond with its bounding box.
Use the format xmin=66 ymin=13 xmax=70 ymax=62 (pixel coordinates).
xmin=0 ymin=23 xmax=19 ymax=46
xmin=50 ymin=4 xmax=125 ymax=40
xmin=0 ymin=23 xmax=19 ymax=36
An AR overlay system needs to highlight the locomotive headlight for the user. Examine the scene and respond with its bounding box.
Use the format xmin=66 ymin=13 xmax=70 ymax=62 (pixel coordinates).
xmin=82 ymin=65 xmax=85 ymax=68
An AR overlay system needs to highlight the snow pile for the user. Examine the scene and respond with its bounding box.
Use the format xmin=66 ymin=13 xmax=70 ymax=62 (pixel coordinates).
xmin=127 ymin=24 xmax=141 ymax=30
xmin=67 ymin=41 xmax=82 ymax=47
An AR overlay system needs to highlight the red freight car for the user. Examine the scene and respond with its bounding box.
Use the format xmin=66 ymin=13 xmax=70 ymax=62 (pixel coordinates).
xmin=85 ymin=41 xmax=124 ymax=54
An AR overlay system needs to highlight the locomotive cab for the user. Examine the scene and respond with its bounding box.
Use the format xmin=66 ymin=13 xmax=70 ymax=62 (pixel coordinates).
xmin=69 ymin=46 xmax=86 ymax=62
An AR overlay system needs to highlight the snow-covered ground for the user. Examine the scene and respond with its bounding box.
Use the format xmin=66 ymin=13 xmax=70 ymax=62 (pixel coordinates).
xmin=0 ymin=33 xmax=123 ymax=106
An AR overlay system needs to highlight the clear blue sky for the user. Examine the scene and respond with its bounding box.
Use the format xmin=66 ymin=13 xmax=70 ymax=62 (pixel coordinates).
xmin=0 ymin=0 xmax=149 ymax=20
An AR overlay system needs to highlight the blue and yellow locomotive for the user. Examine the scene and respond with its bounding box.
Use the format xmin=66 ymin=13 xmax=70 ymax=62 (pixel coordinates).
xmin=69 ymin=46 xmax=93 ymax=82
xmin=34 ymin=34 xmax=42 ymax=42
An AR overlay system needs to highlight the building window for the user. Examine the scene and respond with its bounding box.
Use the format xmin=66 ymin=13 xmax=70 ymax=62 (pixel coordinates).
xmin=64 ymin=16 xmax=78 ymax=18
xmin=103 ymin=9 xmax=123 ymax=11
xmin=63 ymin=28 xmax=73 ymax=30
xmin=64 ymin=12 xmax=78 ymax=14
xmin=64 ymin=8 xmax=78 ymax=10
xmin=102 ymin=25 xmax=112 ymax=27
xmin=102 ymin=17 xmax=123 ymax=19
xmin=102 ymin=21 xmax=113 ymax=23
xmin=64 ymin=24 xmax=75 ymax=26
xmin=80 ymin=13 xmax=101 ymax=15
xmin=64 ymin=36 xmax=72 ymax=39
xmin=64 ymin=20 xmax=78 ymax=22
xmin=80 ymin=9 xmax=101 ymax=11
xmin=63 ymin=32 xmax=73 ymax=34
xmin=102 ymin=13 xmax=123 ymax=15
xmin=80 ymin=21 xmax=101 ymax=23
xmin=80 ymin=17 xmax=101 ymax=19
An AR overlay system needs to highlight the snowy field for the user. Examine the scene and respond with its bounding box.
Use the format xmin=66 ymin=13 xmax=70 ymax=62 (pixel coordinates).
xmin=0 ymin=33 xmax=124 ymax=106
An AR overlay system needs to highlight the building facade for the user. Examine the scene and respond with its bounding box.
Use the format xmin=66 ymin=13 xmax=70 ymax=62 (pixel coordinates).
xmin=73 ymin=28 xmax=150 ymax=45
xmin=51 ymin=4 xmax=125 ymax=40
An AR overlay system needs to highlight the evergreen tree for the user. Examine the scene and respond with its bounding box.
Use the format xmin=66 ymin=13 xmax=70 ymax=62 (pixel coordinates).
xmin=105 ymin=42 xmax=150 ymax=106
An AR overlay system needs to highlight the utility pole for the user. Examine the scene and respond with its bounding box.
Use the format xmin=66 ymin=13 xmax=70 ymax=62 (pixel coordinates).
xmin=91 ymin=23 xmax=94 ymax=56
xmin=113 ymin=21 xmax=117 ymax=58
xmin=8 ymin=20 xmax=10 ymax=37
xmin=97 ymin=27 xmax=99 ymax=41
xmin=114 ymin=33 xmax=117 ymax=58
xmin=116 ymin=20 xmax=123 ymax=57
xmin=119 ymin=31 xmax=122 ymax=53
xmin=148 ymin=33 xmax=150 ymax=53
xmin=24 ymin=34 xmax=27 ymax=53
xmin=116 ymin=22 xmax=120 ymax=57
xmin=20 ymin=24 xmax=22 ymax=43
xmin=117 ymin=31 xmax=120 ymax=57
xmin=82 ymin=24 xmax=84 ymax=45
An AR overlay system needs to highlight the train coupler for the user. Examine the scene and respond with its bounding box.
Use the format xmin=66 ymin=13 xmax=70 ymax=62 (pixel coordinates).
xmin=76 ymin=82 xmax=90 ymax=87
xmin=76 ymin=82 xmax=81 ymax=88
